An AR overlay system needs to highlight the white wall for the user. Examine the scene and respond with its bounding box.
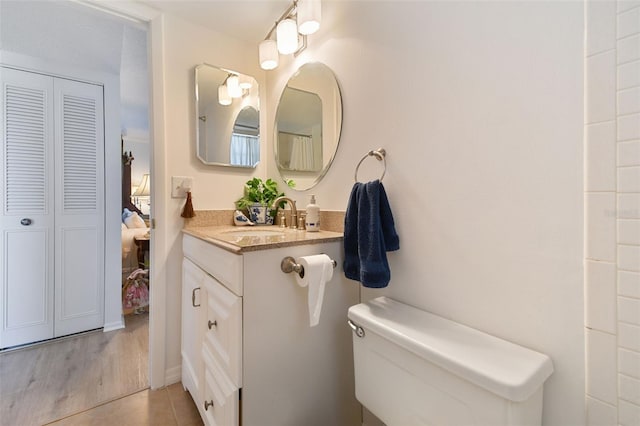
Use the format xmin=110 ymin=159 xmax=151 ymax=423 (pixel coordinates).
xmin=264 ymin=2 xmax=585 ymax=425
xmin=585 ymin=1 xmax=640 ymax=424
xmin=157 ymin=13 xmax=265 ymax=375
xmin=152 ymin=2 xmax=585 ymax=424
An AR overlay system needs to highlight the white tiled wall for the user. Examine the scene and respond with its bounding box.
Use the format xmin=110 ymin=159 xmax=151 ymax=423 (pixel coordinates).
xmin=586 ymin=1 xmax=640 ymax=424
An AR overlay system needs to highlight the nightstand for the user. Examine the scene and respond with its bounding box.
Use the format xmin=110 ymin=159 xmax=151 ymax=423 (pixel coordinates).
xmin=134 ymin=234 xmax=150 ymax=268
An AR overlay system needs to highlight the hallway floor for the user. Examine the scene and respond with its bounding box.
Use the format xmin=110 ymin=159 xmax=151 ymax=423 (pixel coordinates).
xmin=46 ymin=383 xmax=202 ymax=426
xmin=0 ymin=313 xmax=149 ymax=425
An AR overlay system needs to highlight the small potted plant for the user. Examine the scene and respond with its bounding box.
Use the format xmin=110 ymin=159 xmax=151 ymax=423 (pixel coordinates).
xmin=235 ymin=178 xmax=293 ymax=225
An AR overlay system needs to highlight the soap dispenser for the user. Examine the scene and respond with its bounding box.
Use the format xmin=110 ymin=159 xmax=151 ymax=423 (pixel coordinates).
xmin=305 ymin=195 xmax=320 ymax=232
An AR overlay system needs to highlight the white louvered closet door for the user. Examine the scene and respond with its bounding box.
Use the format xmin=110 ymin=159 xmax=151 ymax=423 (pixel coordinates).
xmin=0 ymin=68 xmax=56 ymax=348
xmin=1 ymin=68 xmax=105 ymax=348
xmin=53 ymin=78 xmax=104 ymax=337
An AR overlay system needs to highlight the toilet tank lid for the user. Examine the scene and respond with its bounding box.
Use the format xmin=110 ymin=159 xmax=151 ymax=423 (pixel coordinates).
xmin=348 ymin=297 xmax=554 ymax=402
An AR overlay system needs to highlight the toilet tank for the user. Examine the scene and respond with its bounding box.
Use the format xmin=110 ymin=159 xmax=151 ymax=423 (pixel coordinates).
xmin=347 ymin=297 xmax=554 ymax=426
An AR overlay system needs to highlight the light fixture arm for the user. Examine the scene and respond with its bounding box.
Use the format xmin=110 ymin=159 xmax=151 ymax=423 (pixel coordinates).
xmin=263 ymin=0 xmax=298 ymax=41
xmin=259 ymin=0 xmax=319 ymax=70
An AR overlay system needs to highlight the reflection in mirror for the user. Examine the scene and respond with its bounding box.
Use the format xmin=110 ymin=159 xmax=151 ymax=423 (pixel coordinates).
xmin=195 ymin=64 xmax=259 ymax=167
xmin=275 ymin=62 xmax=342 ymax=191
xmin=276 ymin=88 xmax=322 ymax=172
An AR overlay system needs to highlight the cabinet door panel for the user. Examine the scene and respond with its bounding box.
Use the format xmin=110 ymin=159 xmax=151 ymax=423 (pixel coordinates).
xmin=202 ymin=344 xmax=239 ymax=426
xmin=203 ymin=274 xmax=242 ymax=387
xmin=182 ymin=257 xmax=205 ymax=401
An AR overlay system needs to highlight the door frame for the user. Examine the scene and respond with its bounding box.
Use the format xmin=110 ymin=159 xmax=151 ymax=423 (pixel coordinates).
xmin=1 ymin=0 xmax=167 ymax=389
xmin=72 ymin=1 xmax=168 ymax=389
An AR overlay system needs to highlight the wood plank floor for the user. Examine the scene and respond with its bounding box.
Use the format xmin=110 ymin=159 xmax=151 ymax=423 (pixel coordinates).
xmin=0 ymin=313 xmax=149 ymax=426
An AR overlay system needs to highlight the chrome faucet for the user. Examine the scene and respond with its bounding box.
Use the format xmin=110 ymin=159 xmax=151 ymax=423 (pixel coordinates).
xmin=272 ymin=196 xmax=297 ymax=229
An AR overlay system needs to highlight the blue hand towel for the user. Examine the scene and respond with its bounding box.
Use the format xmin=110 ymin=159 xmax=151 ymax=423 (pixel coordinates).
xmin=343 ymin=180 xmax=399 ymax=288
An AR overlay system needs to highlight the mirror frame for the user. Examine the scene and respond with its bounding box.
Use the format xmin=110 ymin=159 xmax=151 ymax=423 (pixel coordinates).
xmin=274 ymin=62 xmax=343 ymax=191
xmin=195 ymin=63 xmax=260 ymax=168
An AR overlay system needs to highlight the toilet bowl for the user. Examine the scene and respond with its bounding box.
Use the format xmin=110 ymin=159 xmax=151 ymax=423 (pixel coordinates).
xmin=347 ymin=297 xmax=554 ymax=426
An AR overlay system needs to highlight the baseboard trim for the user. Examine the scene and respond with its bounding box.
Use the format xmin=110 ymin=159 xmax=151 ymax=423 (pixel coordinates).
xmin=165 ymin=365 xmax=181 ymax=386
xmin=103 ymin=317 xmax=125 ymax=332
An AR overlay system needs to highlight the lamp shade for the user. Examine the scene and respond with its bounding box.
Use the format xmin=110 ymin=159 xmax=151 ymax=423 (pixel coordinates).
xmin=218 ymin=84 xmax=232 ymax=105
xmin=227 ymin=75 xmax=242 ymax=98
xmin=133 ymin=174 xmax=150 ymax=196
xmin=239 ymin=74 xmax=253 ymax=90
xmin=276 ymin=18 xmax=298 ymax=54
xmin=297 ymin=0 xmax=321 ymax=35
xmin=259 ymin=39 xmax=279 ymax=70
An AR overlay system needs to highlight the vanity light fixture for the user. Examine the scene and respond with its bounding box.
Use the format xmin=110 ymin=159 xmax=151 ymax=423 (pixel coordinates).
xmin=259 ymin=39 xmax=279 ymax=70
xmin=259 ymin=0 xmax=321 ymax=71
xmin=276 ymin=18 xmax=298 ymax=54
xmin=218 ymin=84 xmax=232 ymax=106
xmin=239 ymin=74 xmax=253 ymax=90
xmin=218 ymin=73 xmax=251 ymax=105
xmin=297 ymin=0 xmax=321 ymax=35
xmin=226 ymin=74 xmax=242 ymax=98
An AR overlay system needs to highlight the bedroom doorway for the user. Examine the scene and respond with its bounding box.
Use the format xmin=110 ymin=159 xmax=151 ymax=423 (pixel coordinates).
xmin=0 ymin=1 xmax=154 ymax=422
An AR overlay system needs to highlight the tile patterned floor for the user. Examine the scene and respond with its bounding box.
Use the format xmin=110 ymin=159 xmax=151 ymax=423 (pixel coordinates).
xmin=46 ymin=383 xmax=203 ymax=426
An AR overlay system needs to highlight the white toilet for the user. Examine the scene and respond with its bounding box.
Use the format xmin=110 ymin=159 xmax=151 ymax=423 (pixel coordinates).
xmin=347 ymin=297 xmax=554 ymax=426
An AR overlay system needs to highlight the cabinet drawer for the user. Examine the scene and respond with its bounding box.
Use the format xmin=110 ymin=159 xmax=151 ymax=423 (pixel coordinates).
xmin=202 ymin=345 xmax=240 ymax=426
xmin=183 ymin=234 xmax=243 ymax=296
xmin=204 ymin=274 xmax=243 ymax=387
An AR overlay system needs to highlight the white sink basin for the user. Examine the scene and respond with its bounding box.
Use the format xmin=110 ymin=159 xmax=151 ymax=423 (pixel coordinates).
xmin=221 ymin=229 xmax=286 ymax=238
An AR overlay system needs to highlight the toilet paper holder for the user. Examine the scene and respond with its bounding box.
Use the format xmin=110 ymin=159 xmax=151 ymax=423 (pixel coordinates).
xmin=281 ymin=256 xmax=337 ymax=279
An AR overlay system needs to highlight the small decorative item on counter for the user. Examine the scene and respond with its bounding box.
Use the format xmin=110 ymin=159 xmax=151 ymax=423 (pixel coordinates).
xmin=235 ymin=178 xmax=295 ymax=225
xmin=234 ymin=210 xmax=254 ymax=226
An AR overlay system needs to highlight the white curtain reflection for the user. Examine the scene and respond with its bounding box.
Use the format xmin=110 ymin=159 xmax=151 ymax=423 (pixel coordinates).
xmin=230 ymin=134 xmax=259 ymax=167
xmin=289 ymin=135 xmax=314 ymax=171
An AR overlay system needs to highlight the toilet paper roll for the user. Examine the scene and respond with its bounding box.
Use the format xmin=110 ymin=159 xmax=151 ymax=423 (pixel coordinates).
xmin=295 ymin=254 xmax=334 ymax=327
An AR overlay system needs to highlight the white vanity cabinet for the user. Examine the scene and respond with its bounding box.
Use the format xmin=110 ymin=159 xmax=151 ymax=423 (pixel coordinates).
xmin=181 ymin=257 xmax=205 ymax=403
xmin=182 ymin=232 xmax=360 ymax=426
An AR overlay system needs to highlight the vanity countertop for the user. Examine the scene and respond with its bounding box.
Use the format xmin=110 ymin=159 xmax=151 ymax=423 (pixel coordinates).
xmin=182 ymin=225 xmax=343 ymax=253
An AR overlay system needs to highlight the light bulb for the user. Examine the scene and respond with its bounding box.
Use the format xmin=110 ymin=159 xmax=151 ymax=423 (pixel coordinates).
xmin=227 ymin=75 xmax=242 ymax=98
xmin=259 ymin=39 xmax=278 ymax=70
xmin=276 ymin=18 xmax=298 ymax=54
xmin=218 ymin=84 xmax=231 ymax=106
xmin=297 ymin=0 xmax=321 ymax=35
xmin=239 ymin=75 xmax=252 ymax=90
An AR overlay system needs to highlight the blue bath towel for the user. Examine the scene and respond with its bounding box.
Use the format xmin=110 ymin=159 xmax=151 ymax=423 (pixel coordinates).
xmin=343 ymin=180 xmax=399 ymax=288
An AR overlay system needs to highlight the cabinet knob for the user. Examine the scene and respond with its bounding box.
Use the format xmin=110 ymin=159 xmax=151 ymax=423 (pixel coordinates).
xmin=20 ymin=218 xmax=32 ymax=226
xmin=204 ymin=400 xmax=214 ymax=411
xmin=208 ymin=320 xmax=217 ymax=329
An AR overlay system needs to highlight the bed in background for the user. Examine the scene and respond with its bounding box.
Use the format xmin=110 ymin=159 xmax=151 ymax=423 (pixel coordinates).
xmin=122 ymin=145 xmax=149 ymax=270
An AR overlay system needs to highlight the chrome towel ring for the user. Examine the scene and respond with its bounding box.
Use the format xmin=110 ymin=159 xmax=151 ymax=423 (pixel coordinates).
xmin=354 ymin=148 xmax=386 ymax=182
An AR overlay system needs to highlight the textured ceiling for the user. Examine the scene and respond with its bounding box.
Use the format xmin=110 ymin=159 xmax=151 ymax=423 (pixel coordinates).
xmin=1 ymin=0 xmax=149 ymax=133
xmin=139 ymin=0 xmax=292 ymax=42
xmin=0 ymin=0 xmax=293 ymax=134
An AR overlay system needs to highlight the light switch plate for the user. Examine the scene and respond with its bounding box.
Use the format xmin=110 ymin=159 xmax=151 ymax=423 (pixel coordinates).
xmin=171 ymin=176 xmax=193 ymax=198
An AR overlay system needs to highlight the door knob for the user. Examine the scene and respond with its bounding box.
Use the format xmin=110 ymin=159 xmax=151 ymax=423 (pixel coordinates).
xmin=20 ymin=218 xmax=32 ymax=226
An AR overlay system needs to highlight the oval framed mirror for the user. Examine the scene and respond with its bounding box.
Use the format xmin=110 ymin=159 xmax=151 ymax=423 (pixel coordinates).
xmin=274 ymin=62 xmax=342 ymax=190
xmin=195 ymin=63 xmax=260 ymax=168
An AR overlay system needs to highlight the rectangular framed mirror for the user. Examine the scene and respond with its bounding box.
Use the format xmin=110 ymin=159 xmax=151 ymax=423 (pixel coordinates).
xmin=195 ymin=63 xmax=260 ymax=168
